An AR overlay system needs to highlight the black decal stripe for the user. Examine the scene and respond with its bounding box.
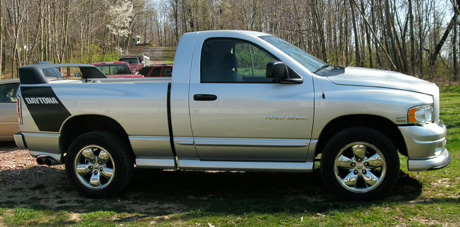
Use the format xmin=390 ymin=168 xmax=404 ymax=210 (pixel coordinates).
xmin=21 ymin=86 xmax=71 ymax=132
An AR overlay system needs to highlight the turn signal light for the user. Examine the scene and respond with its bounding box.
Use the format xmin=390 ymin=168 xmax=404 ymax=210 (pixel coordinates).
xmin=408 ymin=105 xmax=433 ymax=124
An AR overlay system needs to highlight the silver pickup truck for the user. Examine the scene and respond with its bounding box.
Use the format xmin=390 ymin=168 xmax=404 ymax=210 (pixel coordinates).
xmin=15 ymin=30 xmax=450 ymax=200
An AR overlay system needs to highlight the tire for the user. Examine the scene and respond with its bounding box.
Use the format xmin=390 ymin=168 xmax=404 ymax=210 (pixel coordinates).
xmin=65 ymin=131 xmax=133 ymax=198
xmin=321 ymin=127 xmax=400 ymax=200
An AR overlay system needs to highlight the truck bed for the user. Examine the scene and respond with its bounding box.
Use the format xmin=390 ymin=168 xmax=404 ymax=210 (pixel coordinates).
xmin=20 ymin=77 xmax=174 ymax=167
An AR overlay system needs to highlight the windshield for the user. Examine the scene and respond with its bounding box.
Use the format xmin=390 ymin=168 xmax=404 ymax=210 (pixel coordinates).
xmin=260 ymin=35 xmax=326 ymax=72
xmin=120 ymin=58 xmax=139 ymax=64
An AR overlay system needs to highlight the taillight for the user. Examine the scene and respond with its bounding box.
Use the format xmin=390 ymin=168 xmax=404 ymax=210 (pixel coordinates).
xmin=17 ymin=95 xmax=22 ymax=125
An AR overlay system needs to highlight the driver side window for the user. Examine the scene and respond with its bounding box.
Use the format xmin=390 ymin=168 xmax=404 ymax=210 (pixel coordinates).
xmin=201 ymin=38 xmax=277 ymax=83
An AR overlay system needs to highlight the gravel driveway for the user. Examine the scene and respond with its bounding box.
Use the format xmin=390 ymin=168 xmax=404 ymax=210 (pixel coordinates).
xmin=0 ymin=142 xmax=69 ymax=206
xmin=1 ymin=142 xmax=35 ymax=170
xmin=0 ymin=142 xmax=187 ymax=216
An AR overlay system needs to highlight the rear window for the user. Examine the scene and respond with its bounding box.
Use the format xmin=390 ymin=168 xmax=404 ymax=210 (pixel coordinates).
xmin=151 ymin=67 xmax=162 ymax=77
xmin=96 ymin=65 xmax=131 ymax=75
xmin=0 ymin=83 xmax=19 ymax=103
xmin=42 ymin=68 xmax=63 ymax=78
xmin=139 ymin=67 xmax=152 ymax=76
xmin=163 ymin=67 xmax=172 ymax=77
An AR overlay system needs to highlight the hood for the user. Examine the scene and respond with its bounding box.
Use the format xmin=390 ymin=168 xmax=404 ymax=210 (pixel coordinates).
xmin=326 ymin=67 xmax=437 ymax=95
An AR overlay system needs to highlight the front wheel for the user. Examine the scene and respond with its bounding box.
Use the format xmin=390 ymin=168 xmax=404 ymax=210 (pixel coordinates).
xmin=321 ymin=127 xmax=400 ymax=200
xmin=65 ymin=131 xmax=133 ymax=198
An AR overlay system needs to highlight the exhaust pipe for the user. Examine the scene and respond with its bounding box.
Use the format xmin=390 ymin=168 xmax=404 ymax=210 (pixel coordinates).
xmin=44 ymin=157 xmax=58 ymax=166
xmin=36 ymin=157 xmax=45 ymax=165
xmin=36 ymin=156 xmax=58 ymax=166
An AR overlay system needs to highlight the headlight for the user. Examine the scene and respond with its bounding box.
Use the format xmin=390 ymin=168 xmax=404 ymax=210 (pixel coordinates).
xmin=408 ymin=105 xmax=433 ymax=124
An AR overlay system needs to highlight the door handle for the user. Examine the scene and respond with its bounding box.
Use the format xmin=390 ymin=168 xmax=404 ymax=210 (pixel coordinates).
xmin=194 ymin=94 xmax=217 ymax=101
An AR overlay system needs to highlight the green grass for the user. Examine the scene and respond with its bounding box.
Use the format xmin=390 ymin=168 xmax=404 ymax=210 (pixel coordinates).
xmin=0 ymin=87 xmax=459 ymax=226
xmin=162 ymin=47 xmax=176 ymax=64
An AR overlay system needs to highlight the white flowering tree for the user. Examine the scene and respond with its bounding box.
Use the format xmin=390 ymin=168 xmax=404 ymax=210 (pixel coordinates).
xmin=107 ymin=0 xmax=134 ymax=48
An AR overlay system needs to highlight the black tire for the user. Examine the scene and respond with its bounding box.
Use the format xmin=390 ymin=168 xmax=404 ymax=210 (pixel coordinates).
xmin=321 ymin=127 xmax=400 ymax=200
xmin=65 ymin=131 xmax=133 ymax=198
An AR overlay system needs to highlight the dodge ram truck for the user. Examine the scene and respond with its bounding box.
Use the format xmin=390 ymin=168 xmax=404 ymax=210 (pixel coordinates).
xmin=15 ymin=30 xmax=451 ymax=200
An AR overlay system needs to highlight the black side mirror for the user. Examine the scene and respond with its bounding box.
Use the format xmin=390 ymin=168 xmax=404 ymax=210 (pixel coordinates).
xmin=266 ymin=61 xmax=288 ymax=80
xmin=266 ymin=61 xmax=303 ymax=84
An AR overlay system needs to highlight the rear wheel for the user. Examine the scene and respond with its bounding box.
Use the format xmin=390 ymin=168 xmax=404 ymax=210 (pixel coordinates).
xmin=65 ymin=131 xmax=133 ymax=198
xmin=321 ymin=127 xmax=400 ymax=200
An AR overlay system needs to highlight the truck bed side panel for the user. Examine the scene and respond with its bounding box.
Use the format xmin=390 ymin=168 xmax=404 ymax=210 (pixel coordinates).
xmin=20 ymin=81 xmax=174 ymax=160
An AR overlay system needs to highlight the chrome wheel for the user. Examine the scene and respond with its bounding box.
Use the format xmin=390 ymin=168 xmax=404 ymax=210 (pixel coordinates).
xmin=74 ymin=145 xmax=115 ymax=190
xmin=334 ymin=142 xmax=386 ymax=193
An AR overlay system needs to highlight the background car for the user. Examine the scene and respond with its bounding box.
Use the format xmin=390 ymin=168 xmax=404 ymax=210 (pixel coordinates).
xmin=0 ymin=79 xmax=20 ymax=141
xmin=139 ymin=64 xmax=173 ymax=77
xmin=91 ymin=62 xmax=144 ymax=78
xmin=1 ymin=63 xmax=89 ymax=142
xmin=119 ymin=56 xmax=144 ymax=73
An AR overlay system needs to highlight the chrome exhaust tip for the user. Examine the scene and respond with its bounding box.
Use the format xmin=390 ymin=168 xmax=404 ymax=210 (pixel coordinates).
xmin=36 ymin=157 xmax=44 ymax=165
xmin=36 ymin=156 xmax=58 ymax=166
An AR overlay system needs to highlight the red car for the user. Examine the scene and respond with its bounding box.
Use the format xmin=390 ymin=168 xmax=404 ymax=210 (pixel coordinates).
xmin=119 ymin=56 xmax=144 ymax=73
xmin=91 ymin=62 xmax=144 ymax=78
xmin=139 ymin=64 xmax=173 ymax=77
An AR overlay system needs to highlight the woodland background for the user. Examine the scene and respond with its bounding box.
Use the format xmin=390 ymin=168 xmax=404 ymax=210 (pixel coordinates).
xmin=1 ymin=0 xmax=460 ymax=84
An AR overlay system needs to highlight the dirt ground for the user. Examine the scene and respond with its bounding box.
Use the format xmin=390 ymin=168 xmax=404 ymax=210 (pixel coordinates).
xmin=0 ymin=142 xmax=62 ymax=187
xmin=0 ymin=141 xmax=327 ymax=221
xmin=0 ymin=142 xmax=70 ymax=205
xmin=0 ymin=141 xmax=188 ymax=220
xmin=0 ymin=140 xmax=433 ymax=223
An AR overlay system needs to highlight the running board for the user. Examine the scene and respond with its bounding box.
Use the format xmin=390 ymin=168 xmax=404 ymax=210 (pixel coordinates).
xmin=136 ymin=158 xmax=176 ymax=169
xmin=178 ymin=160 xmax=315 ymax=172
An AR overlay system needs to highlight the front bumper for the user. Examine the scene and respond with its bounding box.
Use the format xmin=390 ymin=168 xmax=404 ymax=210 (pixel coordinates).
xmin=399 ymin=122 xmax=451 ymax=171
xmin=408 ymin=147 xmax=451 ymax=171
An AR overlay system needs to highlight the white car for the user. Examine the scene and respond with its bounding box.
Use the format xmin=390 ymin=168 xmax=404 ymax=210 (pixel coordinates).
xmin=0 ymin=79 xmax=19 ymax=141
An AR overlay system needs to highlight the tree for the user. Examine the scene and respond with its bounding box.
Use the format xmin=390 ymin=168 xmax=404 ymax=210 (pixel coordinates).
xmin=409 ymin=0 xmax=415 ymax=76
xmin=107 ymin=0 xmax=134 ymax=48
xmin=0 ymin=0 xmax=3 ymax=79
xmin=1 ymin=0 xmax=459 ymax=83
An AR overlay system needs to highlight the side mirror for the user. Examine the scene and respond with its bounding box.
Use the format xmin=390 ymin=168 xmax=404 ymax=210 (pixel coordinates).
xmin=266 ymin=61 xmax=288 ymax=80
xmin=266 ymin=61 xmax=303 ymax=84
xmin=75 ymin=72 xmax=82 ymax=77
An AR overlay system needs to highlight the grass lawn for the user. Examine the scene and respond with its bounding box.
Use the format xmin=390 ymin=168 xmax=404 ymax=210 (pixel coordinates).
xmin=0 ymin=87 xmax=459 ymax=226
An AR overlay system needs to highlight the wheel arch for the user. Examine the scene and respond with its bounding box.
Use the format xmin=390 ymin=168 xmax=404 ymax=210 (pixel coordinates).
xmin=315 ymin=115 xmax=407 ymax=157
xmin=59 ymin=115 xmax=133 ymax=162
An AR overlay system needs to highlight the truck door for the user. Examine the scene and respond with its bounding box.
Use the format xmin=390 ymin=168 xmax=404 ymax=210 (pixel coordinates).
xmin=189 ymin=38 xmax=314 ymax=162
